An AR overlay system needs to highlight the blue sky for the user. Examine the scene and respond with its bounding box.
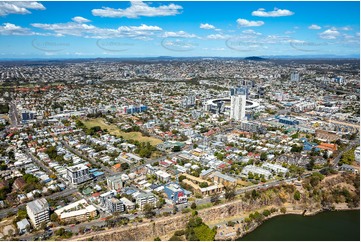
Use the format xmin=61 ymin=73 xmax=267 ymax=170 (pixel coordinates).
xmin=0 ymin=1 xmax=359 ymax=58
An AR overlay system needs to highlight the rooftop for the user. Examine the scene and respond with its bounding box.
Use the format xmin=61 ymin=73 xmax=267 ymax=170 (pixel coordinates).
xmin=27 ymin=198 xmax=49 ymax=214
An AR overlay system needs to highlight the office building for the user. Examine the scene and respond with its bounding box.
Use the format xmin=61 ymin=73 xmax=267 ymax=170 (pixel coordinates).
xmin=276 ymin=116 xmax=300 ymax=126
xmin=123 ymin=105 xmax=148 ymax=114
xmin=26 ymin=198 xmax=50 ymax=229
xmin=182 ymin=95 xmax=196 ymax=108
xmin=21 ymin=111 xmax=37 ymax=123
xmin=230 ymin=94 xmax=246 ymax=121
xmin=240 ymin=121 xmax=264 ymax=133
xmin=290 ymin=72 xmax=300 ymax=82
xmin=230 ymin=87 xmax=248 ymax=98
xmin=66 ymin=163 xmax=91 ymax=185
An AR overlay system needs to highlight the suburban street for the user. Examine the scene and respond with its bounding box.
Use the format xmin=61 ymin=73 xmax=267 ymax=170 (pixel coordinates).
xmin=9 ymin=94 xmax=19 ymax=127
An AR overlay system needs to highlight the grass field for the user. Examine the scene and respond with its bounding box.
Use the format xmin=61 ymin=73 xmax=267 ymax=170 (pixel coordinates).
xmin=82 ymin=118 xmax=163 ymax=146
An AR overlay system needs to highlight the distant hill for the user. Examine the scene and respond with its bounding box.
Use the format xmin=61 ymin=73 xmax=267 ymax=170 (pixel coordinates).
xmin=244 ymin=56 xmax=267 ymax=61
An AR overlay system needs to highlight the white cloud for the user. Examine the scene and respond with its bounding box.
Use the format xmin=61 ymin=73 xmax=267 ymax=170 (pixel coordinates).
xmin=242 ymin=29 xmax=262 ymax=35
xmin=237 ymin=19 xmax=264 ymax=27
xmin=162 ymin=31 xmax=197 ymax=38
xmin=203 ymin=47 xmax=225 ymax=51
xmin=284 ymin=30 xmax=295 ymax=34
xmin=0 ymin=23 xmax=34 ymax=35
xmin=343 ymin=34 xmax=354 ymax=39
xmin=0 ymin=1 xmax=45 ymax=16
xmin=340 ymin=26 xmax=352 ymax=31
xmin=32 ymin=19 xmax=163 ymax=39
xmin=308 ymin=24 xmax=321 ymax=30
xmin=320 ymin=29 xmax=340 ymax=39
xmin=92 ymin=1 xmax=182 ymax=18
xmin=206 ymin=34 xmax=230 ymax=40
xmin=72 ymin=16 xmax=91 ymax=23
xmin=252 ymin=8 xmax=294 ymax=17
xmin=200 ymin=23 xmax=215 ymax=30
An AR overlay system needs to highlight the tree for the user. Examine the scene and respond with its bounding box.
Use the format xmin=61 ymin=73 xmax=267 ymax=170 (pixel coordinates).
xmin=39 ymin=221 xmax=47 ymax=231
xmin=16 ymin=208 xmax=27 ymax=220
xmin=210 ymin=194 xmax=220 ymax=204
xmin=191 ymin=202 xmax=197 ymax=210
xmin=262 ymin=209 xmax=271 ymax=217
xmin=8 ymin=228 xmax=14 ymax=237
xmin=227 ymin=221 xmax=235 ymax=227
xmin=50 ymin=213 xmax=59 ymax=222
xmin=172 ymin=206 xmax=178 ymax=215
xmin=169 ymin=235 xmax=181 ymax=241
xmin=179 ymin=175 xmax=186 ymax=183
xmin=280 ymin=207 xmax=287 ymax=214
xmin=225 ymin=187 xmax=236 ymax=201
xmin=199 ymin=182 xmax=208 ymax=188
xmin=291 ymin=145 xmax=303 ymax=153
xmin=172 ymin=146 xmax=181 ymax=152
xmin=121 ymin=163 xmax=130 ymax=171
xmin=294 ymin=190 xmax=301 ymax=201
xmin=55 ymin=228 xmax=65 ymax=236
xmin=260 ymin=152 xmax=268 ymax=161
xmin=143 ymin=203 xmax=155 ymax=218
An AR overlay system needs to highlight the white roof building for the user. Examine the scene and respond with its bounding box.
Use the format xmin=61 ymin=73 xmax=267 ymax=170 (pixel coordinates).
xmin=54 ymin=199 xmax=97 ymax=221
xmin=242 ymin=165 xmax=272 ymax=179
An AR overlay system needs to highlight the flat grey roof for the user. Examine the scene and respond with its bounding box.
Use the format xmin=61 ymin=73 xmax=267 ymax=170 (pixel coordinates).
xmin=27 ymin=198 xmax=49 ymax=214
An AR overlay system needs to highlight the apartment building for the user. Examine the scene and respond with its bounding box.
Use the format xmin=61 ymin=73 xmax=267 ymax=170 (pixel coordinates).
xmin=66 ymin=163 xmax=91 ymax=185
xmin=26 ymin=198 xmax=50 ymax=229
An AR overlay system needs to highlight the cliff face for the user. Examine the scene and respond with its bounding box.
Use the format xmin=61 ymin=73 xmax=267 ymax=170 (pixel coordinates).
xmin=75 ymin=173 xmax=359 ymax=241
xmin=76 ymin=201 xmax=248 ymax=241
xmin=78 ymin=214 xmax=192 ymax=241
xmin=198 ymin=201 xmax=243 ymax=222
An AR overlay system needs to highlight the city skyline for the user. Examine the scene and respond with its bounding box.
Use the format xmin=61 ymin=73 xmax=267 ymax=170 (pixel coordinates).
xmin=0 ymin=1 xmax=359 ymax=58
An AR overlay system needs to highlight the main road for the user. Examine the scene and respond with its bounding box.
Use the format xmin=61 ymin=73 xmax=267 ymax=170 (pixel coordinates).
xmin=0 ymin=188 xmax=78 ymax=220
xmin=8 ymin=93 xmax=20 ymax=127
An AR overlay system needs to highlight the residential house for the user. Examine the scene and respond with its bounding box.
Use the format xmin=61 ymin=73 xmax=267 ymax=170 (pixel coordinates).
xmin=16 ymin=218 xmax=30 ymax=234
